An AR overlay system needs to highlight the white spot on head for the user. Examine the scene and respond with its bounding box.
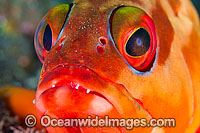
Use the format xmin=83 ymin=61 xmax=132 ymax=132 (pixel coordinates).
xmin=52 ymin=84 xmax=55 ymax=88
xmin=75 ymin=84 xmax=80 ymax=89
xmin=86 ymin=89 xmax=90 ymax=93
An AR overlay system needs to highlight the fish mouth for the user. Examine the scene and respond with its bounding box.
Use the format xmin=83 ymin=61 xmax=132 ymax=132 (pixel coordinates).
xmin=35 ymin=65 xmax=152 ymax=132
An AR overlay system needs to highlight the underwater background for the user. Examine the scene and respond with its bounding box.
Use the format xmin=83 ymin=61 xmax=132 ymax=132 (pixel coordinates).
xmin=0 ymin=0 xmax=73 ymax=90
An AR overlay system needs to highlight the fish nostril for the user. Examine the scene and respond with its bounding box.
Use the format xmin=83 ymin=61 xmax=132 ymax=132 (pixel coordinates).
xmin=96 ymin=45 xmax=105 ymax=55
xmin=99 ymin=36 xmax=107 ymax=46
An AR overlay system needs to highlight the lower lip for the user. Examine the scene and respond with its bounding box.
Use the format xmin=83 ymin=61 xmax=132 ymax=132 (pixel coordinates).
xmin=36 ymin=78 xmax=122 ymax=132
xmin=38 ymin=83 xmax=119 ymax=117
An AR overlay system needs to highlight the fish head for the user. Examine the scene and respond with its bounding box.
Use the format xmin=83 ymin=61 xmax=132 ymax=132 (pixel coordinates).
xmin=34 ymin=0 xmax=200 ymax=132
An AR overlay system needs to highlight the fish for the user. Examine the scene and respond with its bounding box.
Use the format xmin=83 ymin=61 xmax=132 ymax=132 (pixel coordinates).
xmin=34 ymin=0 xmax=200 ymax=132
xmin=1 ymin=0 xmax=200 ymax=132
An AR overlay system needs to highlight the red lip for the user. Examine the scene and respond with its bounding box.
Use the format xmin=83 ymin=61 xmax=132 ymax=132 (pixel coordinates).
xmin=35 ymin=65 xmax=152 ymax=132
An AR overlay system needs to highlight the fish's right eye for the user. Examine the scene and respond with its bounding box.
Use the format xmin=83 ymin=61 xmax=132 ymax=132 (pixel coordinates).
xmin=34 ymin=4 xmax=72 ymax=63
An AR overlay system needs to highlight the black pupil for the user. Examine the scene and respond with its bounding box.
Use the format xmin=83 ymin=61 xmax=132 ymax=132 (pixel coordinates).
xmin=125 ymin=28 xmax=150 ymax=56
xmin=43 ymin=24 xmax=52 ymax=51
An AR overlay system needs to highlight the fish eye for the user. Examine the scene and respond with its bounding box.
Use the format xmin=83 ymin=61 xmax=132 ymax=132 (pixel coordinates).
xmin=109 ymin=6 xmax=157 ymax=72
xmin=34 ymin=4 xmax=72 ymax=63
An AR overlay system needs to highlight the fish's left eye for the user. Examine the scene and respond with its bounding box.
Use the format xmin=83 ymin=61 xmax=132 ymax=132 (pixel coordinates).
xmin=110 ymin=6 xmax=157 ymax=72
